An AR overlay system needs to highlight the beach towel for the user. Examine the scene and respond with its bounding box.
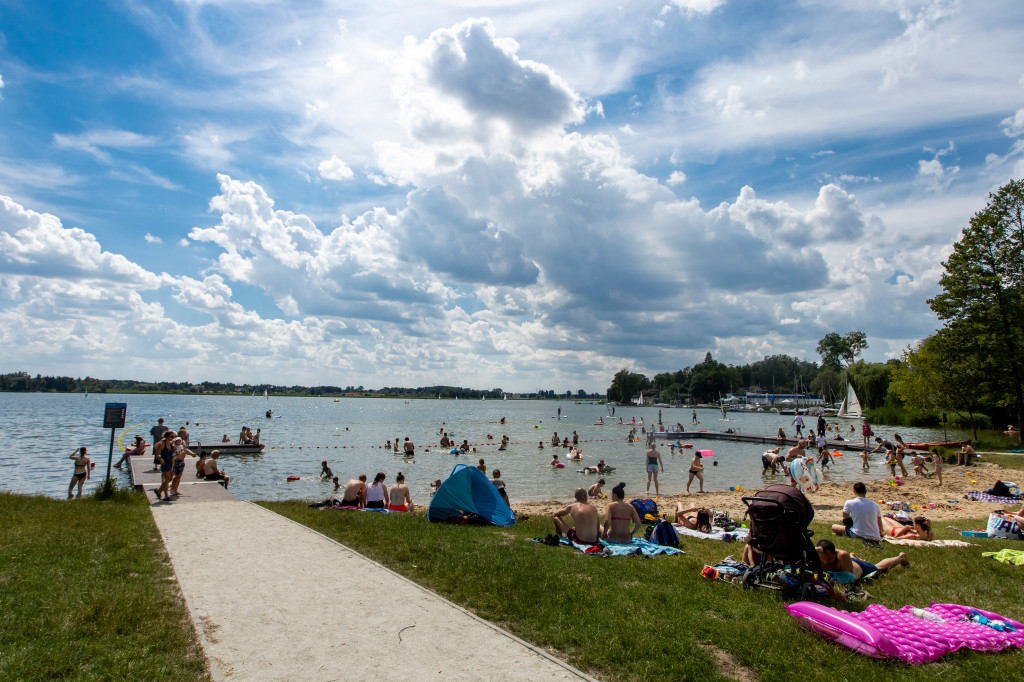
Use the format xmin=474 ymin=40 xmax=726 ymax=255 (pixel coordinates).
xmin=965 ymin=491 xmax=1024 ymax=503
xmin=884 ymin=537 xmax=976 ymax=548
xmin=672 ymin=524 xmax=750 ymax=543
xmin=982 ymin=549 xmax=1024 ymax=565
xmin=532 ymin=536 xmax=684 ymax=557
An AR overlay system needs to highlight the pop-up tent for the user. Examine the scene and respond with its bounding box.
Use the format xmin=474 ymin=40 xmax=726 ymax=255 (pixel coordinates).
xmin=427 ymin=463 xmax=515 ymax=526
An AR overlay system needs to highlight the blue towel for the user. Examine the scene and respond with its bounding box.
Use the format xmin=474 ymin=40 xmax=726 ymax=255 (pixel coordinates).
xmin=531 ymin=536 xmax=685 ymax=556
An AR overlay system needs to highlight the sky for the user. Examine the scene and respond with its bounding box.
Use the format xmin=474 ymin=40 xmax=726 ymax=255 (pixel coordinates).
xmin=1 ymin=0 xmax=1022 ymax=393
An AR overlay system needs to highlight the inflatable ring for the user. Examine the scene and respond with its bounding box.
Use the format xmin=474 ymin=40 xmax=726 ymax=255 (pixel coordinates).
xmin=286 ymin=476 xmax=300 ymax=481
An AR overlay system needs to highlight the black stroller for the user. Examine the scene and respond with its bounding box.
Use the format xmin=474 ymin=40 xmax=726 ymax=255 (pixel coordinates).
xmin=740 ymin=485 xmax=832 ymax=599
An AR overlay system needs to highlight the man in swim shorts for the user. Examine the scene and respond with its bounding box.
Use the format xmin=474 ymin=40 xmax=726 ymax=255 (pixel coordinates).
xmin=831 ymin=481 xmax=883 ymax=544
xmin=553 ymin=488 xmax=601 ymax=545
xmin=816 ymin=539 xmax=908 ymax=580
xmin=761 ymin=447 xmax=783 ymax=474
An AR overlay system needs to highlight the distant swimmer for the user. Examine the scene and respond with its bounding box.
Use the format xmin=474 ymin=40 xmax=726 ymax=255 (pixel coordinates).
xmin=266 ymin=409 xmax=272 ymax=418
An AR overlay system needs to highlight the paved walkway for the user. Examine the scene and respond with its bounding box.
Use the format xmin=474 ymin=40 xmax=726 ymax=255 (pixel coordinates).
xmin=129 ymin=457 xmax=592 ymax=681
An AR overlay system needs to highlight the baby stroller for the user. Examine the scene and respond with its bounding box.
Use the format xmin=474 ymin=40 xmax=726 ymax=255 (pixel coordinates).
xmin=740 ymin=484 xmax=831 ymax=599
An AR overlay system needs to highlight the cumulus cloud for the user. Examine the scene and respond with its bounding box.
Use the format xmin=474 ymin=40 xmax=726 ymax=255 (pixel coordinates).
xmin=667 ymin=170 xmax=687 ymax=186
xmin=1002 ymin=109 xmax=1024 ymax=137
xmin=0 ymin=195 xmax=161 ymax=287
xmin=144 ymin=233 xmax=162 ymax=243
xmin=318 ymin=155 xmax=354 ymax=181
xmin=917 ymin=142 xmax=960 ymax=193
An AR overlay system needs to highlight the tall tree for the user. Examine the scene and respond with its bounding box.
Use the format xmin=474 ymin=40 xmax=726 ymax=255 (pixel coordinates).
xmin=929 ymin=179 xmax=1024 ymax=441
xmin=816 ymin=331 xmax=868 ymax=371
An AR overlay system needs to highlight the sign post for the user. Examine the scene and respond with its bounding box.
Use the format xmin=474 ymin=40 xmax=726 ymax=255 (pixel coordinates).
xmin=941 ymin=411 xmax=948 ymax=446
xmin=103 ymin=402 xmax=127 ymax=483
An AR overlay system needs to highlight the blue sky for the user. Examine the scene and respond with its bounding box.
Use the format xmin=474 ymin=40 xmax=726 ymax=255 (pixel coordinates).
xmin=1 ymin=0 xmax=1022 ymax=392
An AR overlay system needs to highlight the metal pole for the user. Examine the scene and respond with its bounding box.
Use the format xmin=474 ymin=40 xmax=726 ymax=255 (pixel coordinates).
xmin=106 ymin=427 xmax=116 ymax=482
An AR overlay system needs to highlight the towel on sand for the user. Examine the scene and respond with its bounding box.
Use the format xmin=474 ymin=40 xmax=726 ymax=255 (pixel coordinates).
xmin=673 ymin=524 xmax=749 ymax=542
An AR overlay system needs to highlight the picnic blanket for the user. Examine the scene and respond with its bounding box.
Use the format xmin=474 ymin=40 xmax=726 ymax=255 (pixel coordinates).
xmin=884 ymin=537 xmax=976 ymax=548
xmin=532 ymin=536 xmax=684 ymax=556
xmin=965 ymin=491 xmax=1024 ymax=503
xmin=673 ymin=524 xmax=749 ymax=542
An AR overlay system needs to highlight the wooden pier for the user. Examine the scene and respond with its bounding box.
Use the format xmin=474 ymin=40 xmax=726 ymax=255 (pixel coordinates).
xmin=653 ymin=430 xmax=872 ymax=451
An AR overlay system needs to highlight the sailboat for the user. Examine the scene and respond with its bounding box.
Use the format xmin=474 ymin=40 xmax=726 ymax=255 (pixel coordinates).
xmin=264 ymin=389 xmax=268 ymax=400
xmin=632 ymin=392 xmax=644 ymax=406
xmin=836 ymin=384 xmax=863 ymax=419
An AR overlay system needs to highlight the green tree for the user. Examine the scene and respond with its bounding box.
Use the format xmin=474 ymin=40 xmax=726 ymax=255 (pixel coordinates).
xmin=890 ymin=327 xmax=989 ymax=439
xmin=607 ymin=369 xmax=649 ymax=403
xmin=929 ymin=179 xmax=1024 ymax=441
xmin=816 ymin=331 xmax=868 ymax=371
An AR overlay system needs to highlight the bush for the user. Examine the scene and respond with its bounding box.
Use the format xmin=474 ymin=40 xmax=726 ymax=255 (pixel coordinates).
xmin=91 ymin=477 xmax=140 ymax=503
xmin=948 ymin=412 xmax=992 ymax=430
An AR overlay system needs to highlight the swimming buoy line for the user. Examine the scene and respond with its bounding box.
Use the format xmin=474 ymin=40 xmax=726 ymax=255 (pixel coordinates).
xmin=264 ymin=438 xmax=630 ymax=450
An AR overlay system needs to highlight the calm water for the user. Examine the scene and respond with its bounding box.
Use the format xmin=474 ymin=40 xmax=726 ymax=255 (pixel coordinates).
xmin=1 ymin=393 xmax=967 ymax=502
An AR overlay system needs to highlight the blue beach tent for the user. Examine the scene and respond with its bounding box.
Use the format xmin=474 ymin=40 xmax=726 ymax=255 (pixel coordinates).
xmin=427 ymin=464 xmax=515 ymax=526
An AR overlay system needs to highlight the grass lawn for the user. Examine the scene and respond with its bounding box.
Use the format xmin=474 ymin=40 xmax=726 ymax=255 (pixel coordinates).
xmin=0 ymin=491 xmax=209 ymax=681
xmin=264 ymin=500 xmax=1024 ymax=681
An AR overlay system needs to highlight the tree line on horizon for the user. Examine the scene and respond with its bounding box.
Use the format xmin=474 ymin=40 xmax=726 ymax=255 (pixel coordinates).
xmin=0 ymin=373 xmax=603 ymax=401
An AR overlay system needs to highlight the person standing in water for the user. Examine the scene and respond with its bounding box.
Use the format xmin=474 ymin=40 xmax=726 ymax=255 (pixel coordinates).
xmin=68 ymin=447 xmax=91 ymax=499
xmin=645 ymin=443 xmax=664 ymax=495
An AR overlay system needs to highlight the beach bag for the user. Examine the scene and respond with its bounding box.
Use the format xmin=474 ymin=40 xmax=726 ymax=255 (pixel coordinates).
xmin=986 ymin=513 xmax=1023 ymax=540
xmin=644 ymin=520 xmax=680 ymax=547
xmin=630 ymin=498 xmax=659 ymax=519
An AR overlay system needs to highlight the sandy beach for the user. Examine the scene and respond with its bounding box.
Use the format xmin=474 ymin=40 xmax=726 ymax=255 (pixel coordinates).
xmin=511 ymin=459 xmax=1024 ymax=526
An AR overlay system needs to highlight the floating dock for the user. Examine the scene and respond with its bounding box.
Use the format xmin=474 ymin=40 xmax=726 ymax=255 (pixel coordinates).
xmin=654 ymin=430 xmax=871 ymax=451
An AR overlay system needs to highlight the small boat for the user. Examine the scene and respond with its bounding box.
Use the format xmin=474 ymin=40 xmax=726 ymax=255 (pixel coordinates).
xmin=903 ymin=440 xmax=971 ymax=451
xmin=192 ymin=441 xmax=265 ymax=456
xmin=836 ymin=384 xmax=863 ymax=419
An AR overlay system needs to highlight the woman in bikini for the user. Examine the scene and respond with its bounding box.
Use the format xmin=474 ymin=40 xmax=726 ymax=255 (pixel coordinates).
xmin=68 ymin=447 xmax=91 ymax=499
xmin=388 ymin=472 xmax=414 ymax=512
xmin=881 ymin=515 xmax=933 ymax=541
xmin=602 ymin=482 xmax=641 ymax=543
xmin=686 ymin=451 xmax=704 ymax=493
xmin=674 ymin=505 xmax=712 ymax=533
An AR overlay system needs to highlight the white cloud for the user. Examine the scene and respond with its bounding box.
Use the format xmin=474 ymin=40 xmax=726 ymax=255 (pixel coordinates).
xmin=917 ymin=143 xmax=960 ymax=193
xmin=667 ymin=0 xmax=726 ymax=18
xmin=144 ymin=233 xmax=162 ymax=243
xmin=53 ymin=129 xmax=158 ymax=164
xmin=667 ymin=170 xmax=687 ymax=186
xmin=318 ymin=155 xmax=354 ymax=181
xmin=1002 ymin=109 xmax=1024 ymax=137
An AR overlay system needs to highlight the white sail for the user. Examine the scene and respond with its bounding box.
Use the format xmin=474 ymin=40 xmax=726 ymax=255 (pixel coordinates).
xmin=837 ymin=384 xmax=863 ymax=418
xmin=264 ymin=389 xmax=268 ymax=400
xmin=632 ymin=392 xmax=644 ymax=406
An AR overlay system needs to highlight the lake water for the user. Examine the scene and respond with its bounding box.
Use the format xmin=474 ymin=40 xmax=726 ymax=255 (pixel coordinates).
xmin=1 ymin=393 xmax=967 ymax=502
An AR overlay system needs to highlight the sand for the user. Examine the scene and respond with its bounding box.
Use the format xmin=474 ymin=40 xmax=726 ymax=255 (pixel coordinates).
xmin=511 ymin=460 xmax=1024 ymax=525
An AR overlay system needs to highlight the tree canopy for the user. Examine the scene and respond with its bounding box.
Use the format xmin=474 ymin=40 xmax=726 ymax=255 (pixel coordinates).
xmin=816 ymin=331 xmax=868 ymax=370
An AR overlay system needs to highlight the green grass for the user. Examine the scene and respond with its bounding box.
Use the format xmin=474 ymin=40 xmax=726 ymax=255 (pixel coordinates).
xmin=0 ymin=491 xmax=209 ymax=681
xmin=263 ymin=501 xmax=1024 ymax=681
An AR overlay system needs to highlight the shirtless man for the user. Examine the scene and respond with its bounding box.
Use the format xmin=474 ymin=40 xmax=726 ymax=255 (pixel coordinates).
xmin=553 ymin=488 xmax=601 ymax=544
xmin=815 ymin=539 xmax=908 ymax=580
xmin=761 ymin=447 xmax=784 ymax=474
xmin=786 ymin=440 xmax=807 ymax=462
xmin=201 ymin=450 xmax=230 ymax=490
xmin=403 ymin=437 xmax=415 ymax=457
xmin=341 ymin=474 xmax=366 ymax=507
xmin=68 ymin=447 xmax=91 ymax=499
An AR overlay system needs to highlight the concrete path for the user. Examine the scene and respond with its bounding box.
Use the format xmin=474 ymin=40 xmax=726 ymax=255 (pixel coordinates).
xmin=134 ymin=458 xmax=593 ymax=681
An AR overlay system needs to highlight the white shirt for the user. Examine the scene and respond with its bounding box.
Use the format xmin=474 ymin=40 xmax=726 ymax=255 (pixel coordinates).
xmin=843 ymin=496 xmax=881 ymax=540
